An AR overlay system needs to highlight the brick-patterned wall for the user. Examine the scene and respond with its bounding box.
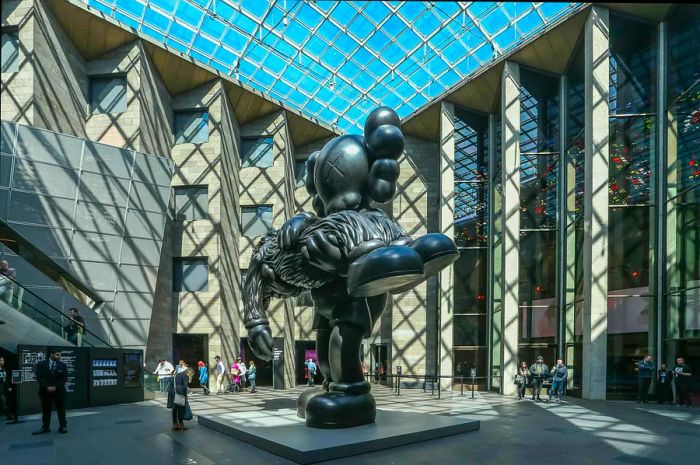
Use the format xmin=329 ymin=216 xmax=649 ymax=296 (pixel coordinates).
xmin=218 ymin=84 xmax=242 ymax=367
xmin=138 ymin=49 xmax=171 ymax=157
xmin=1 ymin=0 xmax=35 ymax=126
xmin=169 ymin=80 xmax=228 ymax=364
xmin=238 ymin=111 xmax=290 ymax=338
xmin=32 ymin=0 xmax=87 ymax=138
xmin=85 ymin=41 xmax=142 ymax=150
xmin=390 ymin=135 xmax=439 ymax=379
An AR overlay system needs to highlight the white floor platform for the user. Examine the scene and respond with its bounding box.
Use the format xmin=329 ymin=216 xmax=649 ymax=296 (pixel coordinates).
xmin=198 ymin=408 xmax=480 ymax=464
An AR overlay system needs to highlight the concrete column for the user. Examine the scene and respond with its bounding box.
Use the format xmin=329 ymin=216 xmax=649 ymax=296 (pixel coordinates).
xmin=500 ymin=61 xmax=520 ymax=397
xmin=582 ymin=6 xmax=610 ymax=400
xmin=438 ymin=101 xmax=455 ymax=391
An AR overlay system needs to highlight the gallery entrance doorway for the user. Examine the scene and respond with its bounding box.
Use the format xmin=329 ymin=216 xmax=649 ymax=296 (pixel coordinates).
xmin=172 ymin=333 xmax=207 ymax=387
xmin=240 ymin=337 xmax=273 ymax=386
xmin=371 ymin=343 xmax=388 ymax=385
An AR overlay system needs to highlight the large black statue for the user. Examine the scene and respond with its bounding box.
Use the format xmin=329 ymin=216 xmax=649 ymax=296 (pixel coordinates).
xmin=243 ymin=107 xmax=458 ymax=428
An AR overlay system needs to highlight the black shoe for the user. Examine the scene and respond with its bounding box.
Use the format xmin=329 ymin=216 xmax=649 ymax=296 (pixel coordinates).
xmin=58 ymin=427 xmax=67 ymax=434
xmin=32 ymin=428 xmax=50 ymax=435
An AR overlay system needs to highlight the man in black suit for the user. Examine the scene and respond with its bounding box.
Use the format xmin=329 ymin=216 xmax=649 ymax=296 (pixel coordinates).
xmin=33 ymin=348 xmax=68 ymax=434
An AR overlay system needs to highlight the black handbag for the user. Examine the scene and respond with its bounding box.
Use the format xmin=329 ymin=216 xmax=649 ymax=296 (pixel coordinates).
xmin=183 ymin=400 xmax=193 ymax=421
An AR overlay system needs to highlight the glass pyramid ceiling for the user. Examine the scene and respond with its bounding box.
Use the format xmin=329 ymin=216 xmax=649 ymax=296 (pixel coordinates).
xmin=85 ymin=0 xmax=583 ymax=133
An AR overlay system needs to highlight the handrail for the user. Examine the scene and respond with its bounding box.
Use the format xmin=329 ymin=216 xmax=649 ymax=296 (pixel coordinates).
xmin=1 ymin=274 xmax=112 ymax=347
xmin=371 ymin=372 xmax=503 ymax=400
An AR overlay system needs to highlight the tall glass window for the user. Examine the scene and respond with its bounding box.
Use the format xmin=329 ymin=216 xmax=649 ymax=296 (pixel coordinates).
xmin=173 ymin=257 xmax=208 ymax=292
xmin=241 ymin=137 xmax=274 ymax=168
xmin=174 ymin=110 xmax=209 ymax=144
xmin=666 ymin=8 xmax=700 ymax=365
xmin=1 ymin=29 xmax=20 ymax=73
xmin=518 ymin=68 xmax=560 ymax=366
xmin=174 ymin=186 xmax=208 ymax=221
xmin=607 ymin=15 xmax=656 ymax=397
xmin=89 ymin=76 xmax=127 ymax=114
xmin=453 ymin=108 xmax=489 ymax=387
xmin=564 ymin=43 xmax=585 ymax=393
xmin=241 ymin=205 xmax=273 ymax=237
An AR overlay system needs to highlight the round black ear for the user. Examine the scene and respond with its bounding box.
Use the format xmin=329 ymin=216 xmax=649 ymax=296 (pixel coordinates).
xmin=365 ymin=124 xmax=404 ymax=161
xmin=364 ymin=107 xmax=404 ymax=161
xmin=367 ymin=158 xmax=399 ymax=203
xmin=305 ymin=151 xmax=320 ymax=196
xmin=364 ymin=107 xmax=401 ymax=136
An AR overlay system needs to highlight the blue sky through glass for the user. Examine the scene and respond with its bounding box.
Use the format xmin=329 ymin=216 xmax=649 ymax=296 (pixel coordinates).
xmin=85 ymin=0 xmax=583 ymax=133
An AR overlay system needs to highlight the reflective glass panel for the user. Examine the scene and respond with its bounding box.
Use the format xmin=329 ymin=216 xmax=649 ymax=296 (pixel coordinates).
xmin=173 ymin=257 xmax=208 ymax=292
xmin=453 ymin=249 xmax=488 ymax=314
xmin=241 ymin=205 xmax=273 ymax=236
xmin=90 ymin=76 xmax=127 ymax=114
xmin=241 ymin=137 xmax=274 ymax=168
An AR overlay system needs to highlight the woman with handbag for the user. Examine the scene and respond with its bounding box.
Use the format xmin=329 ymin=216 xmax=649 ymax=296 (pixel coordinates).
xmin=168 ymin=364 xmax=191 ymax=431
xmin=516 ymin=361 xmax=530 ymax=400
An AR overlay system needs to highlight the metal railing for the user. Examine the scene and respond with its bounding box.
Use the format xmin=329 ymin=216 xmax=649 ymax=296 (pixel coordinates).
xmin=374 ymin=372 xmax=502 ymax=400
xmin=0 ymin=275 xmax=112 ymax=348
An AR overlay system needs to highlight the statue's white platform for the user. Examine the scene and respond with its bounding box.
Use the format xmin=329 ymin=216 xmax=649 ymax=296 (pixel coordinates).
xmin=198 ymin=408 xmax=480 ymax=464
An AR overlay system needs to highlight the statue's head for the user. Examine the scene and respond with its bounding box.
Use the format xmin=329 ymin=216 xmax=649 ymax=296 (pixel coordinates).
xmin=305 ymin=107 xmax=404 ymax=216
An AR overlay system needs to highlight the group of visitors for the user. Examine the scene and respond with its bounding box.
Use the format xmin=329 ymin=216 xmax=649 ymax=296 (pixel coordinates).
xmin=213 ymin=355 xmax=256 ymax=394
xmin=515 ymin=356 xmax=568 ymax=403
xmin=636 ymin=355 xmax=693 ymax=406
xmin=154 ymin=356 xmax=257 ymax=396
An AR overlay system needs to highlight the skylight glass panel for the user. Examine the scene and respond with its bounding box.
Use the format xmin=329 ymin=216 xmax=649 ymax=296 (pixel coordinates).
xmin=89 ymin=1 xmax=582 ymax=133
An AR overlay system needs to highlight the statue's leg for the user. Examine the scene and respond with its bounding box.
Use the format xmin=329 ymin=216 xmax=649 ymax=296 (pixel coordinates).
xmin=305 ymin=294 xmax=387 ymax=428
xmin=316 ymin=325 xmax=332 ymax=389
xmin=297 ymin=311 xmax=331 ymax=419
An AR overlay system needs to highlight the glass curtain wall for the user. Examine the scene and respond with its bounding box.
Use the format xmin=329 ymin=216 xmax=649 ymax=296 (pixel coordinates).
xmin=453 ymin=107 xmax=489 ymax=389
xmin=564 ymin=44 xmax=586 ymax=394
xmin=607 ymin=15 xmax=657 ymax=397
xmin=666 ymin=8 xmax=700 ymax=373
xmin=518 ymin=68 xmax=560 ymax=367
xmin=490 ymin=116 xmax=503 ymax=392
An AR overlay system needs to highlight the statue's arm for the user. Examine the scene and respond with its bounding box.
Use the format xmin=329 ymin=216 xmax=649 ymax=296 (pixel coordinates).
xmin=279 ymin=211 xmax=318 ymax=249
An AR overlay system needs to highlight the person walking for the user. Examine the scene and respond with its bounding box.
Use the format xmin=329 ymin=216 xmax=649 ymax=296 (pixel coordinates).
xmin=529 ymin=356 xmax=549 ymax=401
xmin=657 ymin=362 xmax=673 ymax=404
xmin=153 ymin=358 xmax=174 ymax=392
xmin=548 ymin=359 xmax=568 ymax=403
xmin=236 ymin=357 xmax=247 ymax=391
xmin=33 ymin=348 xmax=68 ymax=435
xmin=168 ymin=364 xmax=191 ymax=431
xmin=248 ymin=361 xmax=257 ymax=393
xmin=305 ymin=359 xmax=317 ymax=386
xmin=516 ymin=361 xmax=530 ymax=400
xmin=64 ymin=308 xmax=86 ymax=347
xmin=673 ymin=356 xmax=693 ymax=407
xmin=231 ymin=362 xmax=241 ymax=393
xmin=0 ymin=260 xmax=16 ymax=304
xmin=197 ymin=361 xmax=209 ymax=395
xmin=0 ymin=356 xmax=13 ymax=420
xmin=214 ymin=356 xmax=226 ymax=395
xmin=636 ymin=354 xmax=655 ymax=404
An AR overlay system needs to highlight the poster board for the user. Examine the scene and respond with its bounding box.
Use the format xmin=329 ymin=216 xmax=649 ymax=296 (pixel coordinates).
xmin=17 ymin=345 xmax=89 ymax=415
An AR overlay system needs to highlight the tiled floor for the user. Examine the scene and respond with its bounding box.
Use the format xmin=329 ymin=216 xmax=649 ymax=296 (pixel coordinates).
xmin=1 ymin=385 xmax=698 ymax=465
